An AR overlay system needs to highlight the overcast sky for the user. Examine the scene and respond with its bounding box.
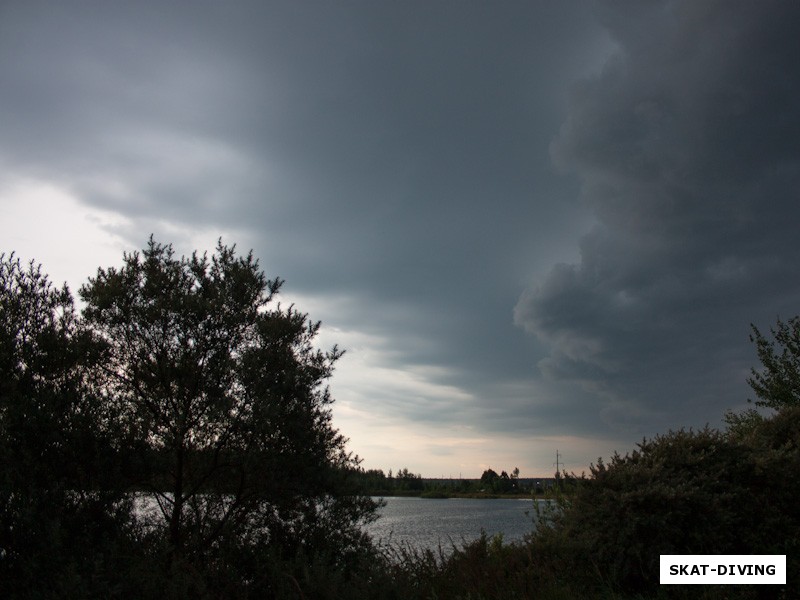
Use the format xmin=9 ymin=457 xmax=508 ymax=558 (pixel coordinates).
xmin=2 ymin=1 xmax=799 ymax=477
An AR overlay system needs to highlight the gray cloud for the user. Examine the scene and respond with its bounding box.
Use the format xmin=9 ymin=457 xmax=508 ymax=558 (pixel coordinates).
xmin=5 ymin=0 xmax=797 ymax=471
xmin=515 ymin=0 xmax=800 ymax=435
xmin=0 ymin=1 xmax=605 ymax=421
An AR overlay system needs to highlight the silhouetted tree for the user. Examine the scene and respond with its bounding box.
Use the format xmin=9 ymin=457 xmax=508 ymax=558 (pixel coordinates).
xmin=748 ymin=316 xmax=800 ymax=410
xmin=0 ymin=254 xmax=133 ymax=596
xmin=726 ymin=316 xmax=800 ymax=438
xmin=80 ymin=238 xmax=377 ymax=592
xmin=480 ymin=469 xmax=499 ymax=491
xmin=394 ymin=467 xmax=424 ymax=491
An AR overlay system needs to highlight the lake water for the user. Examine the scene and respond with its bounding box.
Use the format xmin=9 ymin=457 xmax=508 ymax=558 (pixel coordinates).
xmin=133 ymin=493 xmax=544 ymax=554
xmin=365 ymin=496 xmax=542 ymax=553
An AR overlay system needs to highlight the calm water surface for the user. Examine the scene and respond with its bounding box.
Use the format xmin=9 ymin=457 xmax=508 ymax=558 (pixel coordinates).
xmin=366 ymin=497 xmax=541 ymax=552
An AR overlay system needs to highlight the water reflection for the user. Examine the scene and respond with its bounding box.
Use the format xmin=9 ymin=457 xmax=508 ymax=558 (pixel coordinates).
xmin=366 ymin=497 xmax=544 ymax=553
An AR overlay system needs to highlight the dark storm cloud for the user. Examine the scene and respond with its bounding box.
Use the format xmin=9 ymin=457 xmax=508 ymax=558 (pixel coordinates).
xmin=0 ymin=1 xmax=258 ymax=223
xmin=0 ymin=1 xmax=602 ymax=277
xmin=515 ymin=0 xmax=800 ymax=434
xmin=13 ymin=0 xmax=795 ymax=450
xmin=0 ymin=0 xmax=612 ymax=437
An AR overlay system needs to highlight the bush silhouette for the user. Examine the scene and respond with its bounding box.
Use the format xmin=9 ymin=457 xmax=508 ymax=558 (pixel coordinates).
xmin=538 ymin=411 xmax=800 ymax=596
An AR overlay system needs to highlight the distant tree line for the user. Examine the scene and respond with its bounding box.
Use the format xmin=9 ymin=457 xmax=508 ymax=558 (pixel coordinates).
xmin=478 ymin=467 xmax=520 ymax=494
xmin=348 ymin=465 xmax=562 ymax=497
xmin=351 ymin=468 xmax=425 ymax=495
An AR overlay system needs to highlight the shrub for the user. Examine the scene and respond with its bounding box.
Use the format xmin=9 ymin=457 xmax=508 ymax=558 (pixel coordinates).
xmin=536 ymin=412 xmax=800 ymax=597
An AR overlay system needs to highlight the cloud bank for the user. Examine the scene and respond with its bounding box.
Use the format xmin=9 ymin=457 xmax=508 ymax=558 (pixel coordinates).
xmin=515 ymin=0 xmax=800 ymax=433
xmin=2 ymin=0 xmax=799 ymax=473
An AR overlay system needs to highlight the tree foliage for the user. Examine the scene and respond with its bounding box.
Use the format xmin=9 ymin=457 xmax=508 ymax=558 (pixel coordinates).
xmin=536 ymin=316 xmax=800 ymax=597
xmin=479 ymin=468 xmax=519 ymax=493
xmin=725 ymin=316 xmax=800 ymax=439
xmin=1 ymin=240 xmax=379 ymax=598
xmin=748 ymin=316 xmax=800 ymax=410
xmin=536 ymin=415 xmax=800 ymax=597
xmin=0 ymin=254 xmax=132 ymax=596
xmin=78 ymin=238 xmax=377 ymax=588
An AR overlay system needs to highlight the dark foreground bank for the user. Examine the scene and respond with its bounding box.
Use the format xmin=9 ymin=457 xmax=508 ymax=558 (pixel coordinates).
xmin=4 ymin=406 xmax=798 ymax=599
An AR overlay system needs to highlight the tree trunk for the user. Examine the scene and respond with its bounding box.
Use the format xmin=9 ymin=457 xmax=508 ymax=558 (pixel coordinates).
xmin=169 ymin=440 xmax=184 ymax=562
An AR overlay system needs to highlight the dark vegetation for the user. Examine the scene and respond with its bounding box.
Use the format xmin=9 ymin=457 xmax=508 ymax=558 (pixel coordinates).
xmin=1 ymin=239 xmax=798 ymax=599
xmin=0 ymin=240 xmax=377 ymax=598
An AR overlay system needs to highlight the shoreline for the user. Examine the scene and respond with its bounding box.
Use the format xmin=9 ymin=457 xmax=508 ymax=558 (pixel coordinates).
xmin=369 ymin=491 xmax=546 ymax=500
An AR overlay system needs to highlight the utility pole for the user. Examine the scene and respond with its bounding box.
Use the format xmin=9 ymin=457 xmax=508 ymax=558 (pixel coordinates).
xmin=554 ymin=449 xmax=562 ymax=485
